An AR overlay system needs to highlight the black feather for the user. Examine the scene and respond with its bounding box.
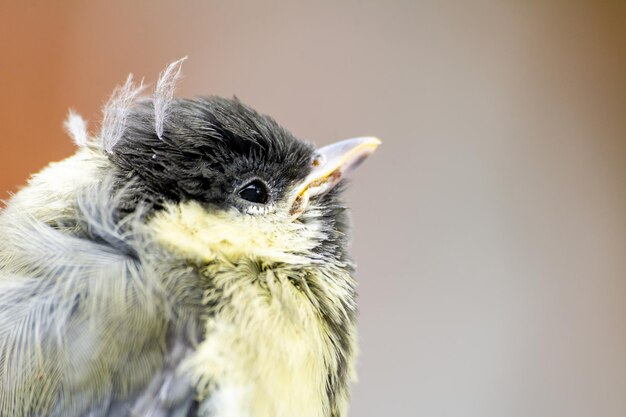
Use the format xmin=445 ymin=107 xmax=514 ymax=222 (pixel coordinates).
xmin=109 ymin=97 xmax=315 ymax=212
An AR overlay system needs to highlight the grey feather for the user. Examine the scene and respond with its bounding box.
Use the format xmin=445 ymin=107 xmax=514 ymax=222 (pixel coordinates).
xmin=0 ymin=177 xmax=201 ymax=417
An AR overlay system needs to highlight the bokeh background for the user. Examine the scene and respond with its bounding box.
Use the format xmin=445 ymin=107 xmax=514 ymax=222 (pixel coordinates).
xmin=1 ymin=1 xmax=625 ymax=416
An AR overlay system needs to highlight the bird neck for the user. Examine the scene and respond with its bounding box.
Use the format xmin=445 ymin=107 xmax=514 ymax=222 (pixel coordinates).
xmin=182 ymin=262 xmax=358 ymax=417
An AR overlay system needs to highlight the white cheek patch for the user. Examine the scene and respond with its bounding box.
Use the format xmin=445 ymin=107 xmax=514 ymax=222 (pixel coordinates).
xmin=149 ymin=201 xmax=327 ymax=265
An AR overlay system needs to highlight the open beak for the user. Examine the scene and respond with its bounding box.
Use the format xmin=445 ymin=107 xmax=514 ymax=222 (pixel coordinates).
xmin=289 ymin=136 xmax=381 ymax=218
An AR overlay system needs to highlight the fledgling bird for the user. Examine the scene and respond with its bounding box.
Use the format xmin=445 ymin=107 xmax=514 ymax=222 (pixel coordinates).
xmin=0 ymin=59 xmax=380 ymax=417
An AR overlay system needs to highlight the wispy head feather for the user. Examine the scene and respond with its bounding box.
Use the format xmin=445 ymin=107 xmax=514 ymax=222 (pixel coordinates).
xmin=154 ymin=57 xmax=187 ymax=139
xmin=100 ymin=74 xmax=146 ymax=153
xmin=63 ymin=110 xmax=89 ymax=147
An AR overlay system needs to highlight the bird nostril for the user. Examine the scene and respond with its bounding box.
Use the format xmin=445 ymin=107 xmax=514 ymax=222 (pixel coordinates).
xmin=311 ymin=154 xmax=325 ymax=168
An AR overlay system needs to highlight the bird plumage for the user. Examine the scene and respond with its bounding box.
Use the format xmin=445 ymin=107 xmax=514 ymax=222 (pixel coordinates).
xmin=0 ymin=60 xmax=377 ymax=417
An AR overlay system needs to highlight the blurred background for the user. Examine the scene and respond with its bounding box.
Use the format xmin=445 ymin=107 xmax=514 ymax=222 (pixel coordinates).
xmin=1 ymin=1 xmax=625 ymax=416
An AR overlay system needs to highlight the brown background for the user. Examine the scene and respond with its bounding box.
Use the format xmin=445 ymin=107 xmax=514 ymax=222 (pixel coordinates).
xmin=1 ymin=2 xmax=626 ymax=417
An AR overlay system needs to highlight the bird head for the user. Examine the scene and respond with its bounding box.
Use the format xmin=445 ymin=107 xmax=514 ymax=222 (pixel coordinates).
xmin=96 ymin=62 xmax=380 ymax=273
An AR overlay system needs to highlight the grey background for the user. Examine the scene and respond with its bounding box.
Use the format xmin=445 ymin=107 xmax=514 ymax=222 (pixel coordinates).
xmin=1 ymin=1 xmax=625 ymax=416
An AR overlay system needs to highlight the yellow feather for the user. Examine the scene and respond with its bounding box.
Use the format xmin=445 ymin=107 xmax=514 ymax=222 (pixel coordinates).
xmin=150 ymin=201 xmax=356 ymax=417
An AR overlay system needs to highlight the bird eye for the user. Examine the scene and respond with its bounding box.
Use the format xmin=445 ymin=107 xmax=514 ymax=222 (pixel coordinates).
xmin=238 ymin=180 xmax=270 ymax=204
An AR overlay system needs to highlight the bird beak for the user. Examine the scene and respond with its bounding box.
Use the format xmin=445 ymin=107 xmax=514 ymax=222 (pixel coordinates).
xmin=289 ymin=136 xmax=381 ymax=218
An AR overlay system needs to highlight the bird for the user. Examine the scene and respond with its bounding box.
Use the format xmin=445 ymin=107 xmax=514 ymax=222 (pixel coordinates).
xmin=0 ymin=58 xmax=380 ymax=417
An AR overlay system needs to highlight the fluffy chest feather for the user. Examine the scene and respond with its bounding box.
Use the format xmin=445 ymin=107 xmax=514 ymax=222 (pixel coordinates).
xmin=150 ymin=202 xmax=357 ymax=417
xmin=183 ymin=268 xmax=337 ymax=417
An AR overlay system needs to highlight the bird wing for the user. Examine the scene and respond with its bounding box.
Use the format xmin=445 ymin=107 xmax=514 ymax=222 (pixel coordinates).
xmin=0 ymin=202 xmax=201 ymax=417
